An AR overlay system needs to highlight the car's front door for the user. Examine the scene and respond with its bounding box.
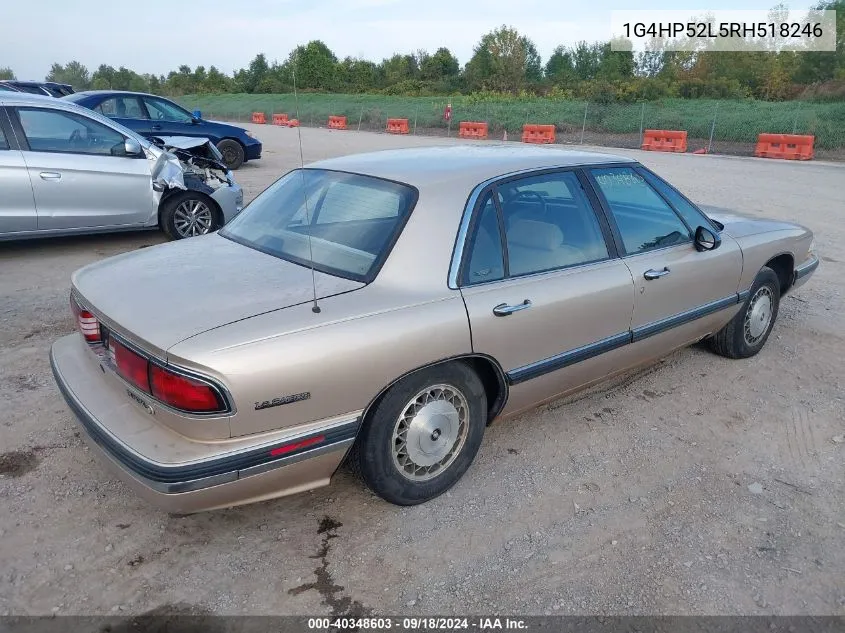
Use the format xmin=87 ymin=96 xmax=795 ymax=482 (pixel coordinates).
xmin=587 ymin=165 xmax=743 ymax=350
xmin=141 ymin=96 xmax=199 ymax=138
xmin=458 ymin=170 xmax=636 ymax=416
xmin=0 ymin=108 xmax=37 ymax=234
xmin=11 ymin=106 xmax=154 ymax=230
xmin=92 ymin=95 xmax=152 ymax=137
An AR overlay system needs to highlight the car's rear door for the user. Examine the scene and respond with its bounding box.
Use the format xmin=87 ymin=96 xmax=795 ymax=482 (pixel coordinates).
xmin=0 ymin=107 xmax=37 ymax=234
xmin=457 ymin=169 xmax=636 ymax=416
xmin=9 ymin=105 xmax=154 ymax=230
xmin=92 ymin=95 xmax=152 ymax=137
xmin=586 ymin=165 xmax=743 ymax=350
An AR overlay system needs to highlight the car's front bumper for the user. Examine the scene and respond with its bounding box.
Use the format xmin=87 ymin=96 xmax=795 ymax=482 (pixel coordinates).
xmin=793 ymin=254 xmax=819 ymax=289
xmin=211 ymin=182 xmax=244 ymax=224
xmin=50 ymin=334 xmax=358 ymax=513
xmin=244 ymin=140 xmax=262 ymax=161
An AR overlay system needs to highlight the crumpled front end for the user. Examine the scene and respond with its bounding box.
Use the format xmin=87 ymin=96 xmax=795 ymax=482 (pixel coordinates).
xmin=146 ymin=137 xmax=243 ymax=223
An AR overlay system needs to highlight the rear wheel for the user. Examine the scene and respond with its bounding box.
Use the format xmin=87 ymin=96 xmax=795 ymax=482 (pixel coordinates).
xmin=708 ymin=266 xmax=780 ymax=359
xmin=349 ymin=363 xmax=487 ymax=505
xmin=216 ymin=139 xmax=244 ymax=170
xmin=159 ymin=192 xmax=221 ymax=240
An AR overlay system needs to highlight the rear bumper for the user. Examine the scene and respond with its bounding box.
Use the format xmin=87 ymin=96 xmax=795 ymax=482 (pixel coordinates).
xmin=793 ymin=254 xmax=819 ymax=289
xmin=50 ymin=334 xmax=358 ymax=513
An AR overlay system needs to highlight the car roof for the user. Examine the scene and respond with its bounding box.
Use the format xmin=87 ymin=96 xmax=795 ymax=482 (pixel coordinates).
xmin=66 ymin=90 xmax=160 ymax=99
xmin=0 ymin=91 xmax=64 ymax=106
xmin=309 ymin=145 xmax=635 ymax=190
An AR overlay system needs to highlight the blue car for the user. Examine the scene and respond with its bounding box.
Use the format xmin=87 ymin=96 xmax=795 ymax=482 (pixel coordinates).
xmin=63 ymin=91 xmax=261 ymax=170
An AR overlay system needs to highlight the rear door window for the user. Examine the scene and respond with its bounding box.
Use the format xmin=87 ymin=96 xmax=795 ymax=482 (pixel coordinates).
xmin=95 ymin=96 xmax=146 ymax=120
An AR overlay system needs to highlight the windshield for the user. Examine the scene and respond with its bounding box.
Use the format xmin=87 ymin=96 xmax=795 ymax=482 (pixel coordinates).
xmin=220 ymin=169 xmax=417 ymax=282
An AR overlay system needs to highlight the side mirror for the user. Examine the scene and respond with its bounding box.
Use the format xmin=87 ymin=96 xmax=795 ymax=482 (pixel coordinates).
xmin=694 ymin=225 xmax=721 ymax=252
xmin=192 ymin=110 xmax=202 ymax=119
xmin=123 ymin=138 xmax=143 ymax=157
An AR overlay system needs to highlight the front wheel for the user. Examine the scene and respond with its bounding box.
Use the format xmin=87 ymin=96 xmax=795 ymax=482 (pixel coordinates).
xmin=216 ymin=139 xmax=245 ymax=170
xmin=708 ymin=266 xmax=781 ymax=359
xmin=349 ymin=363 xmax=487 ymax=505
xmin=159 ymin=193 xmax=222 ymax=240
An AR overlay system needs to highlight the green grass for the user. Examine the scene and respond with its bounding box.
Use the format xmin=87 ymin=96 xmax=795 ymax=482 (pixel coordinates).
xmin=178 ymin=93 xmax=845 ymax=150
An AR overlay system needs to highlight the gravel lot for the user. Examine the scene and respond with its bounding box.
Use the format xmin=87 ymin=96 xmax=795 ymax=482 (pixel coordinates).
xmin=1 ymin=126 xmax=843 ymax=617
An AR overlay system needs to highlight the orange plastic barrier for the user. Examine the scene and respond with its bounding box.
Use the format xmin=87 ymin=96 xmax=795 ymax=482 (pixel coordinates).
xmin=386 ymin=118 xmax=410 ymax=134
xmin=328 ymin=115 xmax=347 ymax=130
xmin=251 ymin=112 xmax=266 ymax=124
xmin=286 ymin=119 xmax=300 ymax=128
xmin=459 ymin=121 xmax=488 ymax=140
xmin=272 ymin=113 xmax=289 ymax=126
xmin=641 ymin=130 xmax=687 ymax=153
xmin=754 ymin=133 xmax=814 ymax=160
xmin=521 ymin=124 xmax=555 ymax=144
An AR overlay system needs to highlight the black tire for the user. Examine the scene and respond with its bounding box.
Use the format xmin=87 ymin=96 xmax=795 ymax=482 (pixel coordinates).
xmin=216 ymin=139 xmax=245 ymax=170
xmin=159 ymin=192 xmax=222 ymax=240
xmin=349 ymin=362 xmax=487 ymax=505
xmin=708 ymin=266 xmax=781 ymax=359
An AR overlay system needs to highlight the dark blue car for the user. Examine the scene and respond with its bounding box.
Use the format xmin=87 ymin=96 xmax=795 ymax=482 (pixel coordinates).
xmin=63 ymin=91 xmax=262 ymax=170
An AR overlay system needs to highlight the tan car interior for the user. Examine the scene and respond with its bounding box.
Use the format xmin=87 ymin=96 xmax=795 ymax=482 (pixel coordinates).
xmin=465 ymin=182 xmax=610 ymax=283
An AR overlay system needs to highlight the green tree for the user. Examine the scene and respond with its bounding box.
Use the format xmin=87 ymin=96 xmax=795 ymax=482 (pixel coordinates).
xmin=465 ymin=25 xmax=542 ymax=92
xmin=91 ymin=64 xmax=116 ymax=88
xmin=289 ymin=41 xmax=338 ymax=90
xmin=0 ymin=67 xmax=14 ymax=80
xmin=204 ymin=66 xmax=232 ymax=93
xmin=420 ymin=47 xmax=459 ymax=81
xmin=596 ymin=41 xmax=635 ymax=80
xmin=338 ymin=57 xmax=380 ymax=92
xmin=46 ymin=61 xmax=90 ymax=89
xmin=545 ymin=46 xmax=577 ymax=85
xmin=572 ymin=42 xmax=601 ymax=80
xmin=381 ymin=53 xmax=419 ymax=86
xmin=794 ymin=0 xmax=845 ymax=83
xmin=234 ymin=54 xmax=269 ymax=93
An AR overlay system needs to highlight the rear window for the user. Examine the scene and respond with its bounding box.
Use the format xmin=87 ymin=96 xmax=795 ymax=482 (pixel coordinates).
xmin=220 ymin=169 xmax=418 ymax=283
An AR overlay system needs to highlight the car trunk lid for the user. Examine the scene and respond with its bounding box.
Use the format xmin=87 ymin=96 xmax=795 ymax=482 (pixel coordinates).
xmin=72 ymin=233 xmax=363 ymax=352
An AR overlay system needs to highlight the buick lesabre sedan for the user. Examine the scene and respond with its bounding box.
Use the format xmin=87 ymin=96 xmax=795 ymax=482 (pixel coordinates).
xmin=50 ymin=146 xmax=819 ymax=513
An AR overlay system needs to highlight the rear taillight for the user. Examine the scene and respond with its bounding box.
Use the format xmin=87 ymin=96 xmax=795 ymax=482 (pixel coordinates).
xmin=150 ymin=365 xmax=223 ymax=413
xmin=111 ymin=338 xmax=150 ymax=392
xmin=70 ymin=295 xmax=100 ymax=343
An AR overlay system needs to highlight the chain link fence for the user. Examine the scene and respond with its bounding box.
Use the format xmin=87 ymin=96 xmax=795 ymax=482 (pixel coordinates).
xmin=179 ymin=94 xmax=845 ymax=159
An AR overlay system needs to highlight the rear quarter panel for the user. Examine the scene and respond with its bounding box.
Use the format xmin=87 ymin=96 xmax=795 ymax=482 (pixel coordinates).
xmin=167 ymin=285 xmax=471 ymax=438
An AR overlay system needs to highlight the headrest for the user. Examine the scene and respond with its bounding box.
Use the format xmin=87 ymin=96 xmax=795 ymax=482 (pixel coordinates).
xmin=508 ymin=219 xmax=563 ymax=251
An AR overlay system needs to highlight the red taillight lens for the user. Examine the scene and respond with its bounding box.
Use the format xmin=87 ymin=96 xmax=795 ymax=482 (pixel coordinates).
xmin=150 ymin=365 xmax=222 ymax=413
xmin=111 ymin=338 xmax=150 ymax=392
xmin=70 ymin=296 xmax=100 ymax=343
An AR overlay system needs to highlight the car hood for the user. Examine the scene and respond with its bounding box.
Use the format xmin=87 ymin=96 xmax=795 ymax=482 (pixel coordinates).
xmin=72 ymin=233 xmax=363 ymax=352
xmin=701 ymin=206 xmax=804 ymax=239
xmin=205 ymin=120 xmax=250 ymax=136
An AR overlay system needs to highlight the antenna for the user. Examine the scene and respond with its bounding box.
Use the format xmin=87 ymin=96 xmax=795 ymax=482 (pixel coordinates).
xmin=292 ymin=54 xmax=321 ymax=314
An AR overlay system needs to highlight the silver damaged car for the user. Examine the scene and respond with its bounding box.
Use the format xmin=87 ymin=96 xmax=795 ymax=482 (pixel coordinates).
xmin=0 ymin=92 xmax=243 ymax=240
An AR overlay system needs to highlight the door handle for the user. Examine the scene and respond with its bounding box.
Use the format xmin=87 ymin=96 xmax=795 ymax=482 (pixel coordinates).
xmin=39 ymin=172 xmax=61 ymax=181
xmin=151 ymin=124 xmax=162 ymax=130
xmin=493 ymin=300 xmax=532 ymax=317
xmin=644 ymin=267 xmax=670 ymax=280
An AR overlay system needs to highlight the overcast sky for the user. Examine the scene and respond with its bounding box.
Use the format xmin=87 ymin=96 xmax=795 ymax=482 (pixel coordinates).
xmin=3 ymin=0 xmax=783 ymax=80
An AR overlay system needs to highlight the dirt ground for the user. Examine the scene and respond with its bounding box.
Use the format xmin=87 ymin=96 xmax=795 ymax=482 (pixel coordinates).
xmin=1 ymin=126 xmax=843 ymax=617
